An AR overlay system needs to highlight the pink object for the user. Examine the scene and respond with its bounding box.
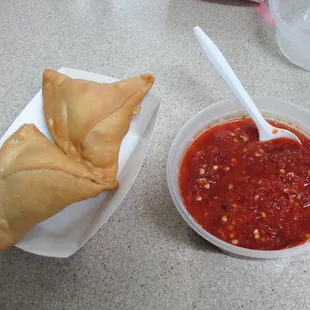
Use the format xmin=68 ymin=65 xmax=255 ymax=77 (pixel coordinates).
xmin=255 ymin=2 xmax=275 ymax=26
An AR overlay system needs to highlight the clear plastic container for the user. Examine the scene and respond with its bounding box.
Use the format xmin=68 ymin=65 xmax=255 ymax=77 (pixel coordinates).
xmin=269 ymin=0 xmax=310 ymax=71
xmin=167 ymin=96 xmax=310 ymax=259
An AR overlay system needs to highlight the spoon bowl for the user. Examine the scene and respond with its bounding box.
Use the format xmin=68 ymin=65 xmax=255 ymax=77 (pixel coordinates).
xmin=193 ymin=26 xmax=301 ymax=145
xmin=261 ymin=122 xmax=302 ymax=143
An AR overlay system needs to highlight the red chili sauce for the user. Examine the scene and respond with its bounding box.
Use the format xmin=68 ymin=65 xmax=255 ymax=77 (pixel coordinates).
xmin=179 ymin=118 xmax=310 ymax=250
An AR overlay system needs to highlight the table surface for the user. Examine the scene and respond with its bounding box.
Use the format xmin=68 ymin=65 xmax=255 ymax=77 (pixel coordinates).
xmin=1 ymin=1 xmax=310 ymax=309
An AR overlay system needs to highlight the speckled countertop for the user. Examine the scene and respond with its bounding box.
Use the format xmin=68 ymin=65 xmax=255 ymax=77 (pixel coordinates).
xmin=1 ymin=1 xmax=310 ymax=309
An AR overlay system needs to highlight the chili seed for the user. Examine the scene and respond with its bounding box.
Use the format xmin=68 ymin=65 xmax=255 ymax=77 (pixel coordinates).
xmin=198 ymin=178 xmax=207 ymax=184
xmin=261 ymin=212 xmax=266 ymax=218
xmin=254 ymin=195 xmax=259 ymax=201
xmin=231 ymin=239 xmax=238 ymax=245
xmin=196 ymin=196 xmax=202 ymax=201
xmin=230 ymin=132 xmax=235 ymax=137
xmin=228 ymin=184 xmax=234 ymax=190
xmin=213 ymin=165 xmax=219 ymax=171
xmin=199 ymin=168 xmax=205 ymax=175
xmin=280 ymin=169 xmax=286 ymax=174
xmin=204 ymin=182 xmax=210 ymax=189
xmin=221 ymin=215 xmax=228 ymax=222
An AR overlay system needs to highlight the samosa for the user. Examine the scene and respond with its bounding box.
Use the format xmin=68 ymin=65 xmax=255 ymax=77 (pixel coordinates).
xmin=0 ymin=124 xmax=106 ymax=250
xmin=42 ymin=69 xmax=155 ymax=189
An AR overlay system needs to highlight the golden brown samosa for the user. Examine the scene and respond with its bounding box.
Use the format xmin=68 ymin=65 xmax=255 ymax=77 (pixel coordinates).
xmin=0 ymin=124 xmax=107 ymax=250
xmin=42 ymin=69 xmax=155 ymax=189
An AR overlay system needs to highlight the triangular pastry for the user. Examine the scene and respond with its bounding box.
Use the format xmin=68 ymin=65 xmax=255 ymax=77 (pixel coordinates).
xmin=42 ymin=69 xmax=155 ymax=188
xmin=0 ymin=124 xmax=106 ymax=250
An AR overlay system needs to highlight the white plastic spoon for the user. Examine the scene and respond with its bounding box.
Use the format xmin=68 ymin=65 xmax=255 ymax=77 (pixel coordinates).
xmin=193 ymin=26 xmax=301 ymax=144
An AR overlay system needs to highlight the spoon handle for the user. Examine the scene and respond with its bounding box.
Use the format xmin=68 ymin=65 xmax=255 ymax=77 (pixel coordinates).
xmin=193 ymin=26 xmax=269 ymax=133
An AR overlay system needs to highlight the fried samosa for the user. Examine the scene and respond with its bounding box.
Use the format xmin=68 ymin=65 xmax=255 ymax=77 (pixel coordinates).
xmin=42 ymin=69 xmax=155 ymax=188
xmin=0 ymin=124 xmax=107 ymax=250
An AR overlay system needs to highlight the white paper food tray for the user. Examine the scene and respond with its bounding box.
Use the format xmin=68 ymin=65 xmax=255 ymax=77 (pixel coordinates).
xmin=0 ymin=67 xmax=161 ymax=258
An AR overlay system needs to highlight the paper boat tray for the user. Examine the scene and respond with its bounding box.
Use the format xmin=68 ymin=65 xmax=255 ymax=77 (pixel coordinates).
xmin=0 ymin=67 xmax=161 ymax=258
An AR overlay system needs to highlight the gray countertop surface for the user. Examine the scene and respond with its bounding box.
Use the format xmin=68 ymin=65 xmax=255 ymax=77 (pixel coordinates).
xmin=1 ymin=1 xmax=310 ymax=309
